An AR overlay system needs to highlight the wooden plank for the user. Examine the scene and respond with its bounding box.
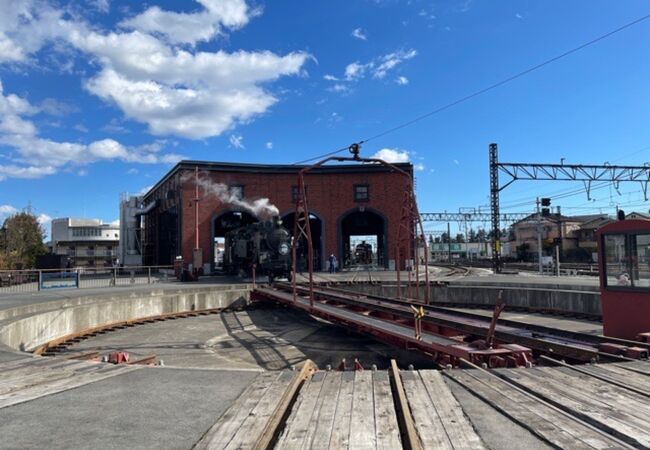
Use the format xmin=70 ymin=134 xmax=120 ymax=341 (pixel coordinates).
xmin=505 ymin=368 xmax=650 ymax=448
xmin=583 ymin=364 xmax=650 ymax=390
xmin=527 ymin=367 xmax=650 ymax=424
xmin=305 ymin=371 xmax=343 ymax=450
xmin=0 ymin=364 xmax=139 ymax=409
xmin=225 ymin=371 xmax=295 ymax=450
xmin=253 ymin=360 xmax=317 ymax=450
xmin=418 ymin=370 xmax=485 ymax=449
xmin=328 ymin=370 xmax=356 ymax=450
xmin=348 ymin=371 xmax=376 ymax=450
xmin=614 ymin=361 xmax=650 ymax=375
xmin=401 ymin=370 xmax=453 ymax=450
xmin=371 ymin=371 xmax=402 ymax=450
xmin=274 ymin=371 xmax=326 ymax=450
xmin=194 ymin=372 xmax=279 ymax=450
xmin=389 ymin=360 xmax=422 ymax=450
xmin=445 ymin=369 xmax=625 ymax=450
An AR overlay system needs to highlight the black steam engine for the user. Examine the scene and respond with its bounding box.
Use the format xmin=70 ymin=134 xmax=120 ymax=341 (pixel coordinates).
xmin=223 ymin=216 xmax=292 ymax=282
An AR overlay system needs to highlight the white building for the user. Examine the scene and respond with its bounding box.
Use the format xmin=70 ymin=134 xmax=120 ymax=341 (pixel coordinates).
xmin=51 ymin=218 xmax=120 ymax=268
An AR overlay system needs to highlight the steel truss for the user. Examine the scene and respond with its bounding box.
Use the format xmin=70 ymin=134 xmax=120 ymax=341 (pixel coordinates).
xmin=291 ymin=143 xmax=430 ymax=305
xmin=420 ymin=212 xmax=529 ymax=222
xmin=489 ymin=143 xmax=650 ymax=273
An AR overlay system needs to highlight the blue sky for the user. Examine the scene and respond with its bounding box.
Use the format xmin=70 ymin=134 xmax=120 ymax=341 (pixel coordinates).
xmin=2 ymin=0 xmax=650 ymax=238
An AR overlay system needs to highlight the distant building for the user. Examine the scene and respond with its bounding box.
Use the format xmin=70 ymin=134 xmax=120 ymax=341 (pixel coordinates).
xmin=509 ymin=213 xmax=610 ymax=262
xmin=51 ymin=218 xmax=120 ymax=268
xmin=430 ymin=242 xmax=492 ymax=261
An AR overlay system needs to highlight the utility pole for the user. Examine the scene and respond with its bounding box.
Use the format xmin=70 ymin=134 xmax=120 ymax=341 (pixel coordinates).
xmin=537 ymin=197 xmax=543 ymax=275
xmin=447 ymin=222 xmax=452 ymax=262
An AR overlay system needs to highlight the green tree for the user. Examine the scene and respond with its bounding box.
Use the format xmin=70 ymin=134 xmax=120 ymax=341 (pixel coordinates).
xmin=0 ymin=212 xmax=47 ymax=269
xmin=455 ymin=233 xmax=465 ymax=243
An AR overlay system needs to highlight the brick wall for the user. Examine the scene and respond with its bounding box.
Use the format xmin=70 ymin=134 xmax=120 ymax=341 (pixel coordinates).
xmin=146 ymin=162 xmax=412 ymax=269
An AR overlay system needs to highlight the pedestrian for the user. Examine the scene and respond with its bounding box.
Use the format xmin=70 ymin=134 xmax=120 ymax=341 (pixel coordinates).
xmin=328 ymin=253 xmax=337 ymax=274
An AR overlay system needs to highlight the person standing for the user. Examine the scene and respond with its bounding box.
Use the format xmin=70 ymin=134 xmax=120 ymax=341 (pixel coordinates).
xmin=328 ymin=253 xmax=337 ymax=274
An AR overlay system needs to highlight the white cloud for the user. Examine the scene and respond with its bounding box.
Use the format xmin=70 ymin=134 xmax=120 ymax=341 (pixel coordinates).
xmin=334 ymin=49 xmax=417 ymax=90
xmin=345 ymin=61 xmax=366 ymax=80
xmin=0 ymin=1 xmax=311 ymax=140
xmin=371 ymin=148 xmax=410 ymax=163
xmin=39 ymin=98 xmax=78 ymax=116
xmin=328 ymin=84 xmax=349 ymax=93
xmin=351 ymin=28 xmax=367 ymax=41
xmin=137 ymin=184 xmax=154 ymax=196
xmin=370 ymin=148 xmax=425 ymax=170
xmin=323 ymin=74 xmax=339 ymax=81
xmin=119 ymin=0 xmax=254 ymax=46
xmin=373 ymin=49 xmax=417 ymax=79
xmin=77 ymin=168 xmax=88 ymax=176
xmin=453 ymin=159 xmax=459 ymax=165
xmin=265 ymin=141 xmax=273 ymax=149
xmin=229 ymin=134 xmax=244 ymax=149
xmin=37 ymin=213 xmax=52 ymax=226
xmin=515 ymin=13 xmax=523 ymax=19
xmin=91 ymin=0 xmax=110 ymax=13
xmin=0 ymin=204 xmax=18 ymax=217
xmin=110 ymin=219 xmax=120 ymax=226
xmin=127 ymin=168 xmax=139 ymax=175
xmin=0 ymin=80 xmax=185 ymax=180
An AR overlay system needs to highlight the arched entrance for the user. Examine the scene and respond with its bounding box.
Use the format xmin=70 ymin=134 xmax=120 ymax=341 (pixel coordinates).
xmin=339 ymin=209 xmax=387 ymax=268
xmin=282 ymin=212 xmax=323 ymax=271
xmin=212 ymin=210 xmax=257 ymax=270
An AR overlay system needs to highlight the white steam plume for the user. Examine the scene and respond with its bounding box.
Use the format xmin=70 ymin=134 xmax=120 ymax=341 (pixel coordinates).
xmin=185 ymin=172 xmax=279 ymax=219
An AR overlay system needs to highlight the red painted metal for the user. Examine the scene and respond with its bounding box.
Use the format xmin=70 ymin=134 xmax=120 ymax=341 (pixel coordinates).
xmin=291 ymin=143 xmax=430 ymax=306
xmin=485 ymin=290 xmax=505 ymax=349
xmin=252 ymin=286 xmax=531 ymax=368
xmin=108 ymin=351 xmax=129 ymax=364
xmin=596 ymin=219 xmax=650 ymax=340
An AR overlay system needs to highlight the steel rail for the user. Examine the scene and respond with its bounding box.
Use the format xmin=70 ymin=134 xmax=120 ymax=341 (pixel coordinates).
xmin=274 ymin=282 xmax=650 ymax=362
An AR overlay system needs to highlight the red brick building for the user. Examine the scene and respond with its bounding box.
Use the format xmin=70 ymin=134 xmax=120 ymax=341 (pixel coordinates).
xmin=142 ymin=160 xmax=413 ymax=271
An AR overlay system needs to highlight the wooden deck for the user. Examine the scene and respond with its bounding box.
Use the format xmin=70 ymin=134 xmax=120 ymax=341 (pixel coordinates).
xmin=4 ymin=354 xmax=650 ymax=449
xmin=0 ymin=356 xmax=140 ymax=409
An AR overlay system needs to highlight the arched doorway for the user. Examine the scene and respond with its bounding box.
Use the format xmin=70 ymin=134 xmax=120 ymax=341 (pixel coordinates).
xmin=282 ymin=212 xmax=323 ymax=271
xmin=212 ymin=210 xmax=256 ymax=270
xmin=339 ymin=209 xmax=387 ymax=268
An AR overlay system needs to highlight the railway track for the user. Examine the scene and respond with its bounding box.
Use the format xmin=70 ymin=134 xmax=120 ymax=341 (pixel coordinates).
xmin=444 ymin=357 xmax=649 ymax=449
xmin=34 ymin=307 xmax=226 ymax=356
xmin=269 ymin=281 xmax=650 ymax=365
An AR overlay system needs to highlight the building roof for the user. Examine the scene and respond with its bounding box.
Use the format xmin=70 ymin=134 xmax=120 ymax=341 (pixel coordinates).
xmin=578 ymin=215 xmax=614 ymax=230
xmin=512 ymin=213 xmax=610 ymax=228
xmin=52 ymin=218 xmax=119 ymax=228
xmin=143 ymin=159 xmax=414 ymax=201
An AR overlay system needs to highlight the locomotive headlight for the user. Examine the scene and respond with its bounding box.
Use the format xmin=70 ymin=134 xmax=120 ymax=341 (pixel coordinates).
xmin=279 ymin=243 xmax=290 ymax=255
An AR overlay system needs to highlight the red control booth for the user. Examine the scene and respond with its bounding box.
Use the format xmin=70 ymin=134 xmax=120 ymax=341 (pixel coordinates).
xmin=597 ymin=219 xmax=650 ymax=340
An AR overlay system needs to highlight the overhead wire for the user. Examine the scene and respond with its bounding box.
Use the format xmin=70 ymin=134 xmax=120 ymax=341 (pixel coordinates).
xmin=294 ymin=11 xmax=650 ymax=165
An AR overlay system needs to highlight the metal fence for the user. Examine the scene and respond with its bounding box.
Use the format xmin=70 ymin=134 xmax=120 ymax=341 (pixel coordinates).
xmin=0 ymin=266 xmax=175 ymax=295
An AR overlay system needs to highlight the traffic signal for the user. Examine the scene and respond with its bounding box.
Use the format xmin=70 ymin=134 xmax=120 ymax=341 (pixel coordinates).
xmin=541 ymin=198 xmax=551 ymax=207
xmin=541 ymin=208 xmax=550 ymax=217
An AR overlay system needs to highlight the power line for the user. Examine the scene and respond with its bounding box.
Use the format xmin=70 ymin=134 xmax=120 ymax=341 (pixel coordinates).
xmin=294 ymin=12 xmax=650 ymax=165
xmin=360 ymin=12 xmax=650 ymax=143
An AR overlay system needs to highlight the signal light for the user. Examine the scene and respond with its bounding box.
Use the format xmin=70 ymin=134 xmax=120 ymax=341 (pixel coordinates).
xmin=541 ymin=198 xmax=551 ymax=207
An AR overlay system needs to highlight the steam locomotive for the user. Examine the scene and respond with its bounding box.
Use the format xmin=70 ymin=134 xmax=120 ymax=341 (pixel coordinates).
xmin=223 ymin=216 xmax=292 ymax=282
xmin=354 ymin=241 xmax=373 ymax=265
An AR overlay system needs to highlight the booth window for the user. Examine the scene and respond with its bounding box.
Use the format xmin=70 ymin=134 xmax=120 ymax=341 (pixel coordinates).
xmin=603 ymin=233 xmax=650 ymax=289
